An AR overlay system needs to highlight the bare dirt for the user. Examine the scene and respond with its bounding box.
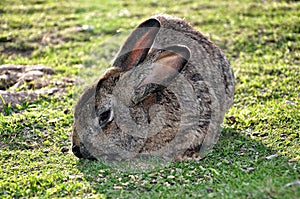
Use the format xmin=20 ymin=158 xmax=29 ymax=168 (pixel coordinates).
xmin=0 ymin=64 xmax=74 ymax=111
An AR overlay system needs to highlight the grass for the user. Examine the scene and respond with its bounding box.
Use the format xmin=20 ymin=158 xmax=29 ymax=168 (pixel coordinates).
xmin=0 ymin=0 xmax=299 ymax=198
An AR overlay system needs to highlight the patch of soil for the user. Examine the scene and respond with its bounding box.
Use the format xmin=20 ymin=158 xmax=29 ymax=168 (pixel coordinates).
xmin=0 ymin=64 xmax=74 ymax=111
xmin=40 ymin=32 xmax=67 ymax=45
xmin=0 ymin=44 xmax=35 ymax=57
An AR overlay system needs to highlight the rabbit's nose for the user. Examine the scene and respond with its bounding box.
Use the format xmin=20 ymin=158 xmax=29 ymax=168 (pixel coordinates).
xmin=72 ymin=145 xmax=83 ymax=158
xmin=72 ymin=144 xmax=97 ymax=160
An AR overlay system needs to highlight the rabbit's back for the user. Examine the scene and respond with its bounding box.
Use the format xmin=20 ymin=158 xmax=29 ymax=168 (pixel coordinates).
xmin=150 ymin=15 xmax=235 ymax=157
xmin=153 ymin=15 xmax=234 ymax=107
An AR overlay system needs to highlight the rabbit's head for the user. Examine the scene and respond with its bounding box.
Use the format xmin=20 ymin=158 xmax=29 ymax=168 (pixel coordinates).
xmin=72 ymin=18 xmax=191 ymax=161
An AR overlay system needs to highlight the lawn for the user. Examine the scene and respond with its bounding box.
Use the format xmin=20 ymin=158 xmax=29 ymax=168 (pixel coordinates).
xmin=0 ymin=0 xmax=299 ymax=198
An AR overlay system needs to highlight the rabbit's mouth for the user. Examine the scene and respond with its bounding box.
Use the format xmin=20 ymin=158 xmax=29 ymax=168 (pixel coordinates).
xmin=72 ymin=144 xmax=96 ymax=160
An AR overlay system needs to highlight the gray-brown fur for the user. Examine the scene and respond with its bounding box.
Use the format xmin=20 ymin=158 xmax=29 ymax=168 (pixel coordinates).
xmin=72 ymin=15 xmax=234 ymax=161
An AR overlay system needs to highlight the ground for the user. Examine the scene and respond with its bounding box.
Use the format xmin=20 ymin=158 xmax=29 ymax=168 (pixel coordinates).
xmin=0 ymin=0 xmax=299 ymax=198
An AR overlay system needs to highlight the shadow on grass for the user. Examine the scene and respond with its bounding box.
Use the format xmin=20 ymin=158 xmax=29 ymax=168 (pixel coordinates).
xmin=76 ymin=128 xmax=300 ymax=198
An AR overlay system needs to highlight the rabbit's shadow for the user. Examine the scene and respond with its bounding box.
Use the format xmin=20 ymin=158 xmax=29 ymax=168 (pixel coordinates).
xmin=76 ymin=127 xmax=299 ymax=195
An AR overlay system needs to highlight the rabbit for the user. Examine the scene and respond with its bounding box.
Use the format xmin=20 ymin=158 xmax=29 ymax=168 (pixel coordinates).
xmin=72 ymin=14 xmax=234 ymax=162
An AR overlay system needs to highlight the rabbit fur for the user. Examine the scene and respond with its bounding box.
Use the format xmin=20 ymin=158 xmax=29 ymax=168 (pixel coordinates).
xmin=72 ymin=14 xmax=234 ymax=161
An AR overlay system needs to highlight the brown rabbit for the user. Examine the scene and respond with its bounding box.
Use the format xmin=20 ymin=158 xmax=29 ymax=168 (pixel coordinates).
xmin=72 ymin=15 xmax=234 ymax=161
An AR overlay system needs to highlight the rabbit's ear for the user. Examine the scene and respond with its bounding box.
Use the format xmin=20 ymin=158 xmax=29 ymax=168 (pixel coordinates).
xmin=131 ymin=45 xmax=190 ymax=105
xmin=138 ymin=45 xmax=190 ymax=88
xmin=113 ymin=19 xmax=160 ymax=70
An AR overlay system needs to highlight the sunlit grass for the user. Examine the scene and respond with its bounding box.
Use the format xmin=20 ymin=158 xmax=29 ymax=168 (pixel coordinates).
xmin=0 ymin=0 xmax=299 ymax=198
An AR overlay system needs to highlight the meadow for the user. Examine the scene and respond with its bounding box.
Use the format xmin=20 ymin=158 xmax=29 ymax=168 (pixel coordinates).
xmin=0 ymin=0 xmax=299 ymax=198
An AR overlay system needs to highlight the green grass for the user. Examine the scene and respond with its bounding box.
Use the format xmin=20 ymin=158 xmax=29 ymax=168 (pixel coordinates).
xmin=1 ymin=0 xmax=299 ymax=198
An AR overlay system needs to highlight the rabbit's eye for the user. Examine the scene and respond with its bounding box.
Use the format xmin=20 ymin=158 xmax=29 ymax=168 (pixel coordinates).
xmin=98 ymin=108 xmax=113 ymax=127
